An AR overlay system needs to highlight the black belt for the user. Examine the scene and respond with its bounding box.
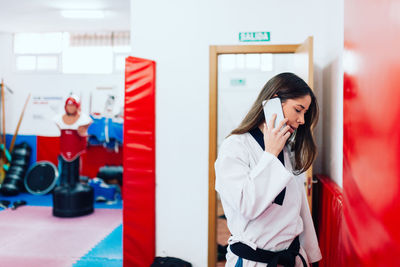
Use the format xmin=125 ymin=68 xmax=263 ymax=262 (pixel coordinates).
xmin=230 ymin=236 xmax=307 ymax=267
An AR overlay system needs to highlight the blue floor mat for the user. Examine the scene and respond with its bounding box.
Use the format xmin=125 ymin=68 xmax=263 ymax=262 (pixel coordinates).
xmin=73 ymin=258 xmax=122 ymax=267
xmin=0 ymin=192 xmax=122 ymax=210
xmin=74 ymin=224 xmax=123 ymax=267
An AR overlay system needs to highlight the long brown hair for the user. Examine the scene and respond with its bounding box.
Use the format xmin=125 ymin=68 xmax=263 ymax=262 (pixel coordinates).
xmin=230 ymin=72 xmax=319 ymax=174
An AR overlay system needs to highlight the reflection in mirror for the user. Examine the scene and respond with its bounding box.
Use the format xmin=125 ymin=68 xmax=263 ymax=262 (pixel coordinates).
xmin=216 ymin=53 xmax=297 ymax=266
xmin=217 ymin=53 xmax=295 ymax=149
xmin=0 ymin=2 xmax=129 ymax=264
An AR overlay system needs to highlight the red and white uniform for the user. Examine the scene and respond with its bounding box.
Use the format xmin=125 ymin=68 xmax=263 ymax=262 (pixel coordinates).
xmin=54 ymin=113 xmax=92 ymax=162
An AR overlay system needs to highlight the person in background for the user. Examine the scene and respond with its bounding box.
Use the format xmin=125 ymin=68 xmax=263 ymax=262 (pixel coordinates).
xmin=52 ymin=94 xmax=94 ymax=217
xmin=54 ymin=94 xmax=92 ymax=184
xmin=215 ymin=73 xmax=322 ymax=267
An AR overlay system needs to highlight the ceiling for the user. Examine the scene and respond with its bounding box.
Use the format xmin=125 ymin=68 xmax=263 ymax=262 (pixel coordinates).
xmin=0 ymin=0 xmax=130 ymax=33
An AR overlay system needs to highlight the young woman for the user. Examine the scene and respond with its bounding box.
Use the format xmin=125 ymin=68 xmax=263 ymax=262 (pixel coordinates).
xmin=215 ymin=73 xmax=322 ymax=267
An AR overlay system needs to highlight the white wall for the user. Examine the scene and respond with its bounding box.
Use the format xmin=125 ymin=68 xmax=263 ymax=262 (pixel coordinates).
xmin=130 ymin=1 xmax=343 ymax=266
xmin=0 ymin=32 xmax=125 ymax=137
xmin=317 ymin=0 xmax=344 ymax=187
xmin=0 ymin=36 xmax=4 ymax=79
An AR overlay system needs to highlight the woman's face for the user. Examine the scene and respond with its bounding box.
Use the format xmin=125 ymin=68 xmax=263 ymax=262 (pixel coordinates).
xmin=282 ymin=95 xmax=312 ymax=134
xmin=65 ymin=104 xmax=78 ymax=115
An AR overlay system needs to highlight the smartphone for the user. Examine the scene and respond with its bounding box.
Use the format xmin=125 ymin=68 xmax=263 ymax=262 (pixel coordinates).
xmin=262 ymin=98 xmax=285 ymax=130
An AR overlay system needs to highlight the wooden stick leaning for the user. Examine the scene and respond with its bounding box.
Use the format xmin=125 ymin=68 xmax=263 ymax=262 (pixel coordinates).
xmin=0 ymin=81 xmax=5 ymax=182
xmin=1 ymin=79 xmax=5 ymax=145
xmin=9 ymin=93 xmax=31 ymax=153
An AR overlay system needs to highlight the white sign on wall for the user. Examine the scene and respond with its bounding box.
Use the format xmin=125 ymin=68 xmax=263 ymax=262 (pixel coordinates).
xmin=28 ymin=94 xmax=64 ymax=136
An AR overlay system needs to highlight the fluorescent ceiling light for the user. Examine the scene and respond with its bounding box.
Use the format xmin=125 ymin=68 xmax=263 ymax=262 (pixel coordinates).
xmin=61 ymin=10 xmax=105 ymax=19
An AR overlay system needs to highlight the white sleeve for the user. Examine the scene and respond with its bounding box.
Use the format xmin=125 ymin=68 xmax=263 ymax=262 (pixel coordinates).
xmin=53 ymin=114 xmax=63 ymax=129
xmin=77 ymin=113 xmax=93 ymax=126
xmin=215 ymin=137 xmax=292 ymax=220
xmin=297 ymin=174 xmax=322 ymax=263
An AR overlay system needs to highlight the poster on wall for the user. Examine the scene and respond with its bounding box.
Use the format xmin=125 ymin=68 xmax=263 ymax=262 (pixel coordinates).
xmin=90 ymin=87 xmax=124 ymax=119
xmin=27 ymin=94 xmax=64 ymax=136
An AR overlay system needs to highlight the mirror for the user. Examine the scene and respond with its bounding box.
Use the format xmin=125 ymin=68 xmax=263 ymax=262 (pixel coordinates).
xmin=209 ymin=39 xmax=314 ymax=267
xmin=217 ymin=53 xmax=296 ymax=266
xmin=217 ymin=53 xmax=296 ymax=148
xmin=0 ymin=3 xmax=129 ymax=265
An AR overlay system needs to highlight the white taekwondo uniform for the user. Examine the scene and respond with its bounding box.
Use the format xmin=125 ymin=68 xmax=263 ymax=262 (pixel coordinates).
xmin=54 ymin=113 xmax=92 ymax=131
xmin=215 ymin=132 xmax=322 ymax=267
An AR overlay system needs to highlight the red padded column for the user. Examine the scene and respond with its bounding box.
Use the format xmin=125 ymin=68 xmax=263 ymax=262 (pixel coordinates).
xmin=344 ymin=0 xmax=400 ymax=265
xmin=123 ymin=57 xmax=156 ymax=266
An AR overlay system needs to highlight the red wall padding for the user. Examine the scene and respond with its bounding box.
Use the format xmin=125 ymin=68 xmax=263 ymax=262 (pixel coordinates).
xmin=36 ymin=136 xmax=60 ymax=167
xmin=36 ymin=136 xmax=122 ymax=178
xmin=344 ymin=0 xmax=400 ymax=265
xmin=80 ymin=146 xmax=123 ymax=178
xmin=315 ymin=175 xmax=343 ymax=266
xmin=123 ymin=56 xmax=156 ymax=267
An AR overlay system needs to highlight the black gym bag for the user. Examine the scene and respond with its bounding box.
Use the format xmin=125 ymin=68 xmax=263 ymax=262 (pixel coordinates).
xmin=151 ymin=257 xmax=192 ymax=267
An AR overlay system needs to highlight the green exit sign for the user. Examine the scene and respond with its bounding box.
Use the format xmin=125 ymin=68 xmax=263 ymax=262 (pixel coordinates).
xmin=230 ymin=79 xmax=246 ymax=86
xmin=239 ymin=32 xmax=270 ymax=42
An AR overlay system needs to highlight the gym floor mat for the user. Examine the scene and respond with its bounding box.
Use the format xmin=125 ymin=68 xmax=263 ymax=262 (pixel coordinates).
xmin=0 ymin=192 xmax=122 ymax=209
xmin=74 ymin=224 xmax=122 ymax=266
xmin=0 ymin=206 xmax=122 ymax=267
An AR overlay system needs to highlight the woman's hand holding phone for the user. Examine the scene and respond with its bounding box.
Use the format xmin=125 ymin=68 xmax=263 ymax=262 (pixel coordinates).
xmin=263 ymin=114 xmax=291 ymax=157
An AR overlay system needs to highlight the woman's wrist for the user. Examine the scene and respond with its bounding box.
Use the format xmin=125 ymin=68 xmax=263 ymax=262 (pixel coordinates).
xmin=265 ymin=148 xmax=279 ymax=157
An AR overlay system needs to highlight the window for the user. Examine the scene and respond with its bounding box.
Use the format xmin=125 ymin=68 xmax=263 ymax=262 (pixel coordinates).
xmin=218 ymin=53 xmax=273 ymax=72
xmin=15 ymin=55 xmax=59 ymax=72
xmin=260 ymin=54 xmax=273 ymax=72
xmin=13 ymin=32 xmax=130 ymax=74
xmin=37 ymin=56 xmax=59 ymax=71
xmin=14 ymin=33 xmax=63 ymax=54
xmin=15 ymin=56 xmax=36 ymax=71
xmin=62 ymin=47 xmax=113 ymax=74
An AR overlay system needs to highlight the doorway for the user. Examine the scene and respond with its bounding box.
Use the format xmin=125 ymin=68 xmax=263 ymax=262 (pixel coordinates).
xmin=208 ymin=37 xmax=314 ymax=266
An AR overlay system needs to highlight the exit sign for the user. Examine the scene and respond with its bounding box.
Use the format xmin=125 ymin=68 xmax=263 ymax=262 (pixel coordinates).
xmin=230 ymin=79 xmax=246 ymax=86
xmin=239 ymin=32 xmax=270 ymax=42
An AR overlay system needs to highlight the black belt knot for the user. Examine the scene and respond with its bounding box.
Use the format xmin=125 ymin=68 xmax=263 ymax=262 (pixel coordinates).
xmin=230 ymin=236 xmax=307 ymax=267
xmin=268 ymin=249 xmax=306 ymax=267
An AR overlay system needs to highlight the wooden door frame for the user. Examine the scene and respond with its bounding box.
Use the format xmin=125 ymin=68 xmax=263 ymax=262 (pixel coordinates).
xmin=208 ymin=39 xmax=313 ymax=267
